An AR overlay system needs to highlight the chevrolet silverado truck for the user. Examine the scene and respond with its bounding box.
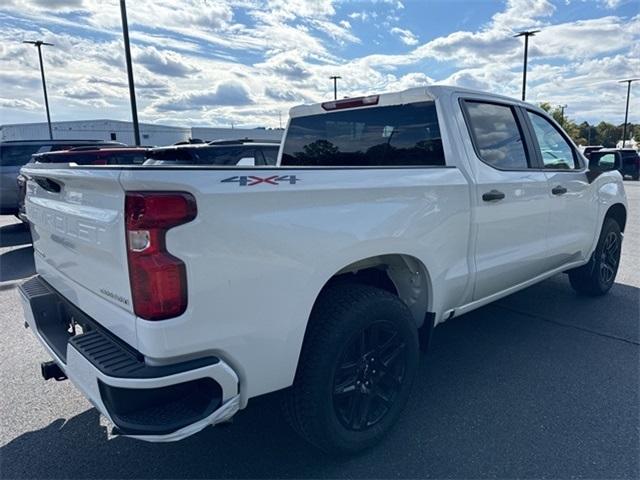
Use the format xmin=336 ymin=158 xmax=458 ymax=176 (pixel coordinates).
xmin=18 ymin=86 xmax=627 ymax=453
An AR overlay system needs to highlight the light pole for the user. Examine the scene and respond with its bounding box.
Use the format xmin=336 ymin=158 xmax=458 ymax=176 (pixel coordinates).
xmin=120 ymin=0 xmax=141 ymax=146
xmin=23 ymin=40 xmax=54 ymax=140
xmin=619 ymin=78 xmax=639 ymax=148
xmin=514 ymin=30 xmax=540 ymax=102
xmin=329 ymin=75 xmax=341 ymax=100
xmin=558 ymin=104 xmax=567 ymax=125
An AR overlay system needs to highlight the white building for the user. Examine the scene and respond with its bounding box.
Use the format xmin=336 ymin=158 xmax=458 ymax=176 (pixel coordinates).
xmin=0 ymin=120 xmax=283 ymax=146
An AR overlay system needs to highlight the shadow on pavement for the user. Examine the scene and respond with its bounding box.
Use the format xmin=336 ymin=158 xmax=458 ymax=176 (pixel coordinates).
xmin=0 ymin=246 xmax=35 ymax=282
xmin=0 ymin=221 xmax=31 ymax=248
xmin=1 ymin=277 xmax=638 ymax=479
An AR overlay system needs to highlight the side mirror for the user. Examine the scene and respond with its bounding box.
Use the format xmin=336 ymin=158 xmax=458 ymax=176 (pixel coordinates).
xmin=236 ymin=157 xmax=256 ymax=166
xmin=589 ymin=153 xmax=619 ymax=171
xmin=586 ymin=152 xmax=620 ymax=182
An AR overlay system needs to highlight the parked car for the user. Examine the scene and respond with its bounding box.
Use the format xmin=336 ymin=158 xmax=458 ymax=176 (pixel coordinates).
xmin=579 ymin=145 xmax=603 ymax=159
xmin=0 ymin=139 xmax=122 ymax=215
xmin=18 ymin=86 xmax=627 ymax=454
xmin=16 ymin=147 xmax=148 ymax=222
xmin=144 ymin=138 xmax=280 ymax=166
xmin=588 ymin=148 xmax=640 ymax=180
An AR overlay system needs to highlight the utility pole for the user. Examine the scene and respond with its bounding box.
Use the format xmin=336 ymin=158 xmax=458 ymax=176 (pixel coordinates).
xmin=120 ymin=0 xmax=140 ymax=146
xmin=23 ymin=40 xmax=54 ymax=140
xmin=329 ymin=75 xmax=341 ymax=100
xmin=619 ymin=78 xmax=639 ymax=148
xmin=558 ymin=104 xmax=567 ymax=126
xmin=514 ymin=30 xmax=540 ymax=102
xmin=278 ymin=111 xmax=282 ymax=129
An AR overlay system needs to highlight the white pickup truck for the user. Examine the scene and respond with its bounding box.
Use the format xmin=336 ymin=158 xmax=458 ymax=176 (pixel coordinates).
xmin=19 ymin=86 xmax=627 ymax=453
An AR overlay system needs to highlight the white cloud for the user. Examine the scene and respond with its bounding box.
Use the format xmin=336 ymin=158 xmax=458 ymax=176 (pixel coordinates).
xmin=0 ymin=98 xmax=41 ymax=110
xmin=0 ymin=0 xmax=638 ymax=127
xmin=155 ymin=80 xmax=254 ymax=112
xmin=135 ymin=46 xmax=200 ymax=77
xmin=390 ymin=27 xmax=419 ymax=45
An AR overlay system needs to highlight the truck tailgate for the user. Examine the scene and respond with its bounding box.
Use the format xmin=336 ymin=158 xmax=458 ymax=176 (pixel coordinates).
xmin=22 ymin=165 xmax=137 ymax=345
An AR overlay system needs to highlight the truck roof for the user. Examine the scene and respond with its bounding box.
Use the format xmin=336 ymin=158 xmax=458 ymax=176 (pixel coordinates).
xmin=289 ymin=85 xmax=534 ymax=119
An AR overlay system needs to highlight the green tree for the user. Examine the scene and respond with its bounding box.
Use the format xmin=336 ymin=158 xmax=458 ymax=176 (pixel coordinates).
xmin=596 ymin=122 xmax=621 ymax=147
xmin=537 ymin=103 xmax=640 ymax=147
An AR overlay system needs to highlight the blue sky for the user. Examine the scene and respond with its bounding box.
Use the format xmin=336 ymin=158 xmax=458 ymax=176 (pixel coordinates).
xmin=0 ymin=0 xmax=638 ymax=128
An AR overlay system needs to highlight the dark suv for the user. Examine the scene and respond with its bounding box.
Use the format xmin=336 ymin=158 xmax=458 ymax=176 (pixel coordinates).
xmin=145 ymin=139 xmax=280 ymax=166
xmin=1 ymin=139 xmax=122 ymax=215
xmin=589 ymin=148 xmax=640 ymax=180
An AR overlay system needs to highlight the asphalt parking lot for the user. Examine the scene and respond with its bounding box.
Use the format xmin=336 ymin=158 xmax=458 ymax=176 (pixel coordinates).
xmin=0 ymin=182 xmax=638 ymax=479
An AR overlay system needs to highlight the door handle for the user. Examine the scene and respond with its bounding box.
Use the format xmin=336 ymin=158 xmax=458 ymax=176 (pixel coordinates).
xmin=482 ymin=189 xmax=505 ymax=202
xmin=551 ymin=185 xmax=567 ymax=195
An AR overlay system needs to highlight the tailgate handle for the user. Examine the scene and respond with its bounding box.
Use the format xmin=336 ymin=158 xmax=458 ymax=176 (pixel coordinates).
xmin=33 ymin=176 xmax=62 ymax=193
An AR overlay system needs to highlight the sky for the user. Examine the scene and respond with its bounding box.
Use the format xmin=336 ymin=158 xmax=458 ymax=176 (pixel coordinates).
xmin=0 ymin=0 xmax=638 ymax=128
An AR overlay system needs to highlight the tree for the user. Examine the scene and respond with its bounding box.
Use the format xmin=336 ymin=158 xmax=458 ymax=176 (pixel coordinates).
xmin=596 ymin=122 xmax=621 ymax=147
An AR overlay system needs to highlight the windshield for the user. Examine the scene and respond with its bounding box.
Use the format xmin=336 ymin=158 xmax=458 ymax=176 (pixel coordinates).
xmin=281 ymin=102 xmax=446 ymax=167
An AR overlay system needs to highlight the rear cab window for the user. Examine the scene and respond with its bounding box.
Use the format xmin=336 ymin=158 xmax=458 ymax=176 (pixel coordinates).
xmin=281 ymin=102 xmax=446 ymax=167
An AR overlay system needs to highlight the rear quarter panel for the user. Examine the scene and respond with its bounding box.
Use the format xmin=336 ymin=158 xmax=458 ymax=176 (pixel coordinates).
xmin=119 ymin=167 xmax=471 ymax=400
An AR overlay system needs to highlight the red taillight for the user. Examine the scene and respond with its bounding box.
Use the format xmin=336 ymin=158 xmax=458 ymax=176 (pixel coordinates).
xmin=125 ymin=192 xmax=197 ymax=320
xmin=321 ymin=95 xmax=379 ymax=111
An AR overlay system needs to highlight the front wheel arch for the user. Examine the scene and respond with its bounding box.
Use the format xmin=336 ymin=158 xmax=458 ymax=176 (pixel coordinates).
xmin=604 ymin=203 xmax=627 ymax=233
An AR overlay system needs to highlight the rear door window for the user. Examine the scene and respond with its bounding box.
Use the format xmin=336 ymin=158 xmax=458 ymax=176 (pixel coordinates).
xmin=281 ymin=102 xmax=445 ymax=167
xmin=463 ymin=101 xmax=530 ymax=170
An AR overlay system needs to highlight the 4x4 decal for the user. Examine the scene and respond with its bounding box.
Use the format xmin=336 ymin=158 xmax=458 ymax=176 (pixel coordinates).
xmin=221 ymin=175 xmax=300 ymax=186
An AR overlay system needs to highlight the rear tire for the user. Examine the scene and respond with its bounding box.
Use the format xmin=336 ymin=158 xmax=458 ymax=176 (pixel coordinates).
xmin=568 ymin=218 xmax=622 ymax=296
xmin=283 ymin=284 xmax=419 ymax=454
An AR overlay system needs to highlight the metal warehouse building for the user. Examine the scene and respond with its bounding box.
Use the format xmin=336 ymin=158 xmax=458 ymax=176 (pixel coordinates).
xmin=0 ymin=120 xmax=283 ymax=146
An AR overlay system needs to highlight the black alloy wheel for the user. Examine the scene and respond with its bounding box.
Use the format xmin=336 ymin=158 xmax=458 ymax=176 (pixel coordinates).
xmin=332 ymin=320 xmax=407 ymax=432
xmin=599 ymin=230 xmax=620 ymax=287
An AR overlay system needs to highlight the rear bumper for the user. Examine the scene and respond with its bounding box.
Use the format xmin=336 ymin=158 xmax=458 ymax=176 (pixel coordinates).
xmin=19 ymin=276 xmax=240 ymax=442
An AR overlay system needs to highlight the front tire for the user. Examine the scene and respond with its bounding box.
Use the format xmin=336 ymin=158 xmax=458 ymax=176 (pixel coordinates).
xmin=283 ymin=284 xmax=419 ymax=454
xmin=568 ymin=218 xmax=622 ymax=296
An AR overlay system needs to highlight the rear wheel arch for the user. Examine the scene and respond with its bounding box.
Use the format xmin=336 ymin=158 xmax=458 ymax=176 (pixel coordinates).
xmin=317 ymin=253 xmax=433 ymax=328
